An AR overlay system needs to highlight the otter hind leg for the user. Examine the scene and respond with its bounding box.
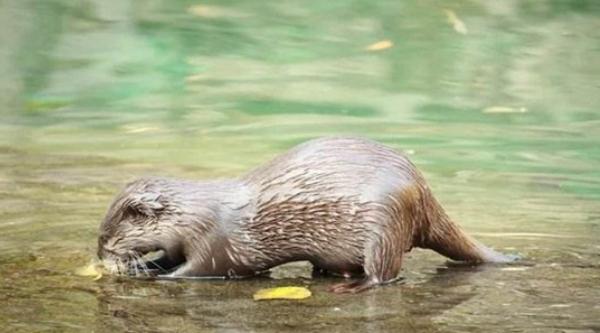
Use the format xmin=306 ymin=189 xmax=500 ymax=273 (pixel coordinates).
xmin=329 ymin=227 xmax=405 ymax=293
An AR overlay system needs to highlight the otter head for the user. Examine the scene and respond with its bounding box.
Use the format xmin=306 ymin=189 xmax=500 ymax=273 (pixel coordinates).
xmin=97 ymin=179 xmax=187 ymax=276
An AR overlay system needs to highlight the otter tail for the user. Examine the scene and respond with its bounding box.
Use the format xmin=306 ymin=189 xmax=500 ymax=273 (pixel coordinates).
xmin=422 ymin=195 xmax=515 ymax=263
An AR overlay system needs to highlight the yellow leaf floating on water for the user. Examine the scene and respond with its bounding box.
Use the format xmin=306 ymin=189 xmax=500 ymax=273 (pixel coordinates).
xmin=75 ymin=263 xmax=104 ymax=281
xmin=253 ymin=286 xmax=312 ymax=301
xmin=501 ymin=267 xmax=529 ymax=272
xmin=366 ymin=40 xmax=393 ymax=51
xmin=188 ymin=5 xmax=221 ymax=17
xmin=444 ymin=9 xmax=468 ymax=35
xmin=482 ymin=106 xmax=528 ymax=114
xmin=122 ymin=124 xmax=161 ymax=134
xmin=188 ymin=4 xmax=247 ymax=19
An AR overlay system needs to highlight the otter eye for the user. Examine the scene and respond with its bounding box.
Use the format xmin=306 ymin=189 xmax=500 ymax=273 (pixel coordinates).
xmin=121 ymin=206 xmax=153 ymax=225
xmin=121 ymin=192 xmax=165 ymax=219
xmin=122 ymin=206 xmax=141 ymax=220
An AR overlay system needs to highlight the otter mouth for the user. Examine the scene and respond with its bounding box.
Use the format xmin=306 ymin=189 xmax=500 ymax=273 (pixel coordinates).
xmin=99 ymin=241 xmax=187 ymax=277
xmin=129 ymin=247 xmax=186 ymax=276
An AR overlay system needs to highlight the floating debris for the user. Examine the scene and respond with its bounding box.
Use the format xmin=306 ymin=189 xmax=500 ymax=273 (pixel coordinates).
xmin=366 ymin=40 xmax=393 ymax=51
xmin=25 ymin=99 xmax=70 ymax=112
xmin=75 ymin=262 xmax=104 ymax=281
xmin=500 ymin=267 xmax=529 ymax=272
xmin=253 ymin=286 xmax=312 ymax=301
xmin=188 ymin=4 xmax=247 ymax=19
xmin=122 ymin=124 xmax=161 ymax=134
xmin=483 ymin=106 xmax=528 ymax=114
xmin=444 ymin=9 xmax=468 ymax=35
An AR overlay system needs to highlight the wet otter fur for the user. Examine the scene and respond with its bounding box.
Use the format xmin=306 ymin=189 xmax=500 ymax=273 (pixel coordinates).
xmin=97 ymin=137 xmax=514 ymax=293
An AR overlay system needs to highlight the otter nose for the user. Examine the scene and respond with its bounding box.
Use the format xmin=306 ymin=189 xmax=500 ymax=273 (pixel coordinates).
xmin=97 ymin=234 xmax=109 ymax=259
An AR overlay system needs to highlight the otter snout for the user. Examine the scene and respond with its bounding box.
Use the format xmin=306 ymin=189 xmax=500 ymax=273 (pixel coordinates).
xmin=96 ymin=234 xmax=110 ymax=259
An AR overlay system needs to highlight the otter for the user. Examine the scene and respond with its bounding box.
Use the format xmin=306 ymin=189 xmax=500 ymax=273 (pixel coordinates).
xmin=97 ymin=137 xmax=514 ymax=293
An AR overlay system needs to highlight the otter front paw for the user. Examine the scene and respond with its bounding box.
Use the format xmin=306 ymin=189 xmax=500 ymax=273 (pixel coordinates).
xmin=328 ymin=279 xmax=376 ymax=294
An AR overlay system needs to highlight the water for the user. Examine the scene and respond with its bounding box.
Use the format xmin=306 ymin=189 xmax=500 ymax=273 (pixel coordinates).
xmin=1 ymin=0 xmax=599 ymax=332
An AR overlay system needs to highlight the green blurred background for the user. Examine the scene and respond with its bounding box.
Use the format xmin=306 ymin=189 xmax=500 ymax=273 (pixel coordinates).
xmin=1 ymin=1 xmax=599 ymax=332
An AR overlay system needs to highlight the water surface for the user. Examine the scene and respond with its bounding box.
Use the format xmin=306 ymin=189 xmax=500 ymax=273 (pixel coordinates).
xmin=1 ymin=1 xmax=599 ymax=332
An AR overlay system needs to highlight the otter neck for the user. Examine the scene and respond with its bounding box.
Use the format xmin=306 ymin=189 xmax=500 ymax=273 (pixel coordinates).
xmin=174 ymin=179 xmax=260 ymax=275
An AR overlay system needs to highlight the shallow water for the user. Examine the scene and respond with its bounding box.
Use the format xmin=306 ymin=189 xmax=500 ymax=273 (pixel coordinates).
xmin=1 ymin=0 xmax=600 ymax=332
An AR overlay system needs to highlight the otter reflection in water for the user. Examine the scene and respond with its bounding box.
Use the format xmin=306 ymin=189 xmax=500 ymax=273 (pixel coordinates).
xmin=97 ymin=137 xmax=515 ymax=293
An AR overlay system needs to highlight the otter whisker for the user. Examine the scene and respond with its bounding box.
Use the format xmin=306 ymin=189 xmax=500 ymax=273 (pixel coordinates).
xmin=101 ymin=258 xmax=118 ymax=275
xmin=113 ymin=258 xmax=120 ymax=275
xmin=145 ymin=258 xmax=168 ymax=273
xmin=132 ymin=253 xmax=151 ymax=276
xmin=128 ymin=253 xmax=141 ymax=277
xmin=137 ymin=258 xmax=151 ymax=276
xmin=132 ymin=254 xmax=143 ymax=273
xmin=132 ymin=259 xmax=139 ymax=276
xmin=116 ymin=257 xmax=126 ymax=275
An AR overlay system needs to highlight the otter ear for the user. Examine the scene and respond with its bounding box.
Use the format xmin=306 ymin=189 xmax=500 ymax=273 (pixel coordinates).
xmin=123 ymin=192 xmax=165 ymax=218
